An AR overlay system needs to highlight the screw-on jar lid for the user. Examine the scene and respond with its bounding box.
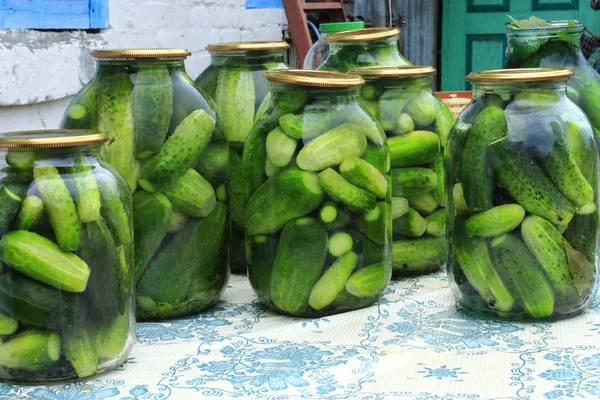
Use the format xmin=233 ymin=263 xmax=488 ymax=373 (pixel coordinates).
xmin=324 ymin=27 xmax=400 ymax=43
xmin=90 ymin=49 xmax=191 ymax=58
xmin=206 ymin=41 xmax=290 ymax=53
xmin=350 ymin=65 xmax=436 ymax=78
xmin=466 ymin=68 xmax=574 ymax=83
xmin=319 ymin=21 xmax=365 ymax=34
xmin=0 ymin=130 xmax=107 ymax=148
xmin=265 ymin=70 xmax=364 ymax=88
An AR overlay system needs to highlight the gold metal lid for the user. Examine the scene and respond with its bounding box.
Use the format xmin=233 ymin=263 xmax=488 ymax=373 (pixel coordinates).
xmin=90 ymin=48 xmax=191 ymax=59
xmin=0 ymin=130 xmax=107 ymax=149
xmin=466 ymin=68 xmax=573 ymax=83
xmin=265 ymin=70 xmax=364 ymax=88
xmin=324 ymin=27 xmax=401 ymax=43
xmin=206 ymin=41 xmax=290 ymax=52
xmin=350 ymin=65 xmax=436 ymax=78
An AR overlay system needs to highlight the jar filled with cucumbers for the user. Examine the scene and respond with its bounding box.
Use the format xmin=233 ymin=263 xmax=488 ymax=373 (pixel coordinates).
xmin=446 ymin=68 xmax=599 ymax=320
xmin=504 ymin=18 xmax=600 ymax=136
xmin=318 ymin=28 xmax=411 ymax=72
xmin=0 ymin=130 xmax=134 ymax=382
xmin=194 ymin=41 xmax=289 ymax=273
xmin=351 ymin=66 xmax=453 ymax=277
xmin=243 ymin=70 xmax=392 ymax=317
xmin=61 ymin=49 xmax=229 ymax=320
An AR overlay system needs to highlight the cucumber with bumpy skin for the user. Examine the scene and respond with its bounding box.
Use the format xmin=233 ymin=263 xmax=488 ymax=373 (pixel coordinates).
xmin=0 ymin=230 xmax=90 ymax=293
xmin=345 ymin=261 xmax=390 ymax=298
xmin=407 ymin=192 xmax=438 ymax=215
xmin=318 ymin=168 xmax=376 ymax=212
xmin=465 ymin=204 xmax=526 ymax=238
xmin=15 ymin=195 xmax=43 ymax=231
xmin=391 ymin=168 xmax=437 ymax=198
xmin=71 ymin=156 xmax=101 ymax=223
xmin=388 ymin=131 xmax=439 ymax=168
xmin=95 ymin=172 xmax=132 ymax=249
xmin=34 ymin=163 xmax=81 ymax=251
xmin=164 ymin=169 xmax=216 ymax=218
xmin=279 ymin=106 xmax=345 ymax=140
xmin=391 ymin=197 xmax=410 ymax=219
xmin=308 ymin=251 xmax=358 ymax=310
xmin=339 ymin=157 xmax=388 ymax=199
xmin=0 ymin=187 xmax=22 ymax=236
xmin=425 ymin=209 xmax=446 ymax=237
xmin=266 ymin=127 xmax=297 ymax=167
xmin=270 ymin=218 xmax=328 ymax=314
xmin=195 ymin=143 xmax=229 ymax=187
xmin=216 ymin=67 xmax=256 ymax=145
xmin=392 ymin=208 xmax=426 ymax=237
xmin=392 ymin=237 xmax=447 ymax=273
xmin=361 ymin=144 xmax=390 ymax=175
xmin=0 ymin=330 xmax=60 ymax=371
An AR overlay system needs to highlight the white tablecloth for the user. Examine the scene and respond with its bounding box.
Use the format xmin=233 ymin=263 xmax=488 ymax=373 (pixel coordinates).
xmin=3 ymin=272 xmax=600 ymax=399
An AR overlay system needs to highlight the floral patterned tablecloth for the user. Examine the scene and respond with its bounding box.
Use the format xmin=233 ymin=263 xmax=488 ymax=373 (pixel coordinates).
xmin=2 ymin=272 xmax=600 ymax=400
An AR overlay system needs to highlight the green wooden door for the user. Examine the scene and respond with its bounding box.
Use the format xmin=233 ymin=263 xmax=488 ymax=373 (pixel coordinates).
xmin=441 ymin=0 xmax=600 ymax=90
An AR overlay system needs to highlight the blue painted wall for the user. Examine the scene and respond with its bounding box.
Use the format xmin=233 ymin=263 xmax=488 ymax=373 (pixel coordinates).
xmin=246 ymin=0 xmax=284 ymax=9
xmin=0 ymin=0 xmax=109 ymax=29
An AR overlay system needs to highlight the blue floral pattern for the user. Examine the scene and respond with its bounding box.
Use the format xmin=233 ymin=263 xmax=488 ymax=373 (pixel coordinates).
xmin=0 ymin=273 xmax=598 ymax=399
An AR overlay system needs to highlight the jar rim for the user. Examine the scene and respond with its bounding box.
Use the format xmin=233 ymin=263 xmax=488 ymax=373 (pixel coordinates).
xmin=207 ymin=41 xmax=289 ymax=53
xmin=91 ymin=48 xmax=191 ymax=59
xmin=350 ymin=65 xmax=436 ymax=78
xmin=0 ymin=130 xmax=107 ymax=149
xmin=324 ymin=27 xmax=400 ymax=43
xmin=266 ymin=69 xmax=364 ymax=88
xmin=466 ymin=68 xmax=573 ymax=83
xmin=506 ymin=20 xmax=584 ymax=36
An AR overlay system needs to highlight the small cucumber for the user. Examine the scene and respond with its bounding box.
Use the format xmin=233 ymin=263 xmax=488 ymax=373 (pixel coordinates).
xmin=195 ymin=143 xmax=229 ymax=186
xmin=339 ymin=157 xmax=388 ymax=199
xmin=247 ymin=234 xmax=278 ymax=305
xmin=391 ymin=168 xmax=437 ymax=198
xmin=97 ymin=312 xmax=131 ymax=359
xmin=361 ymin=143 xmax=390 ymax=175
xmin=361 ymin=83 xmax=384 ymax=100
xmin=0 ymin=313 xmax=18 ymax=335
xmin=164 ymin=168 xmax=216 ymax=218
xmin=0 ymin=186 xmax=22 ymax=236
xmin=391 ymin=197 xmax=410 ymax=219
xmin=328 ymin=232 xmax=354 ymax=257
xmin=345 ymin=261 xmax=391 ymax=298
xmin=377 ymin=91 xmax=410 ymax=131
xmin=264 ymin=159 xmax=282 ymax=177
xmin=392 ymin=208 xmax=426 ymax=237
xmin=266 ymin=127 xmax=298 ymax=167
xmin=71 ymin=156 xmax=101 ymax=223
xmin=318 ymin=168 xmax=376 ymax=212
xmin=425 ymin=209 xmax=446 ymax=237
xmin=392 ymin=237 xmax=448 ymax=273
xmin=216 ymin=67 xmax=256 ymax=145
xmin=296 ymin=123 xmax=367 ymax=171
xmin=0 ymin=330 xmax=60 ymax=371
xmin=433 ymin=152 xmax=445 ymax=206
xmin=402 ymin=91 xmax=437 ymax=128
xmin=308 ymin=251 xmax=358 ymax=310
xmin=15 ymin=195 xmax=44 ymax=231
xmin=345 ymin=112 xmax=387 ymax=146
xmin=168 ymin=211 xmax=188 ymax=233
xmin=0 ymin=230 xmax=90 ymax=293
xmin=453 ymin=183 xmax=469 ymax=211
xmin=393 ymin=113 xmax=414 ymax=135
xmin=63 ymin=326 xmax=98 ymax=378
xmin=34 ymin=163 xmax=81 ymax=251
xmin=388 ymin=131 xmax=439 ymax=168
xmin=279 ymin=106 xmax=345 ymax=140
xmin=319 ymin=202 xmax=338 ymax=224
xmin=465 ymin=204 xmax=526 ymax=238
xmin=270 ymin=218 xmax=328 ymax=315
xmin=6 ymin=151 xmax=35 ymax=169
xmin=407 ymin=192 xmax=438 ymax=215
xmin=359 ymin=202 xmax=391 ymax=245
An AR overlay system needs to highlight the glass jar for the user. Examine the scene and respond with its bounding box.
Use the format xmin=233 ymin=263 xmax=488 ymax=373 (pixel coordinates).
xmin=303 ymin=21 xmax=365 ymax=70
xmin=0 ymin=130 xmax=134 ymax=382
xmin=505 ymin=20 xmax=600 ymax=136
xmin=318 ymin=27 xmax=411 ymax=72
xmin=61 ymin=49 xmax=229 ymax=321
xmin=351 ymin=66 xmax=454 ymax=277
xmin=244 ymin=70 xmax=392 ymax=317
xmin=195 ymin=41 xmax=289 ymax=273
xmin=446 ymin=68 xmax=599 ymax=320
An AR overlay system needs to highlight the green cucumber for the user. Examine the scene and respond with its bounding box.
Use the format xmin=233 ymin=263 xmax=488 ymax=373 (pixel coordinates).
xmin=6 ymin=151 xmax=35 ymax=169
xmin=0 ymin=313 xmax=18 ymax=335
xmin=319 ymin=202 xmax=338 ymax=224
xmin=95 ymin=172 xmax=132 ymax=250
xmin=490 ymin=234 xmax=555 ymax=318
xmin=63 ymin=326 xmax=98 ymax=378
xmin=345 ymin=261 xmax=390 ymax=298
xmin=0 ymin=230 xmax=90 ymax=292
xmin=138 ymin=109 xmax=215 ymax=192
xmin=137 ymin=202 xmax=227 ymax=305
xmin=377 ymin=91 xmax=410 ymax=131
xmin=359 ymin=202 xmax=391 ymax=245
xmin=0 ymin=186 xmax=22 ymax=236
xmin=425 ymin=209 xmax=446 ymax=237
xmin=216 ymin=183 xmax=227 ymax=202
xmin=339 ymin=157 xmax=388 ymax=199
xmin=323 ymin=206 xmax=351 ymax=229
xmin=328 ymin=232 xmax=354 ymax=257
xmin=247 ymin=234 xmax=278 ymax=305
xmin=97 ymin=312 xmax=130 ymax=359
xmin=34 ymin=163 xmax=81 ymax=251
xmin=403 ymin=91 xmax=437 ymax=128
xmin=391 ymin=168 xmax=437 ymax=198
xmin=433 ymin=152 xmax=445 ymax=206
xmin=361 ymin=83 xmax=383 ymax=100
xmin=230 ymin=150 xmax=245 ymax=228
xmin=296 ymin=123 xmax=367 ymax=171
xmin=216 ymin=67 xmax=256 ymax=145
xmin=134 ymin=66 xmax=173 ymax=159
xmin=255 ymin=93 xmax=271 ymax=122
xmin=308 ymin=251 xmax=358 ymax=310
xmin=521 ymin=215 xmax=580 ymax=308
xmin=388 ymin=131 xmax=439 ymax=168
xmin=407 ymin=192 xmax=438 ymax=215
xmin=391 ymin=197 xmax=410 ymax=219
xmin=318 ymin=168 xmax=376 ymax=212
xmin=392 ymin=237 xmax=447 ymax=273
xmin=71 ymin=156 xmax=101 ymax=223
xmin=492 ymin=139 xmax=574 ymax=225
xmin=0 ymin=330 xmax=60 ymax=371
xmin=168 ymin=211 xmax=188 ymax=233
xmin=453 ymin=183 xmax=468 ymax=211
xmin=246 ymin=169 xmax=324 ymax=236
xmin=461 ymin=106 xmax=507 ymax=210
xmin=15 ymin=195 xmax=43 ymax=231
xmin=164 ymin=168 xmax=216 ymax=218
xmin=195 ymin=143 xmax=229 ymax=186
xmin=393 ymin=113 xmax=414 ymax=135
xmin=270 ymin=217 xmax=328 ymax=315
xmin=361 ymin=143 xmax=390 ymax=175
xmin=465 ymin=204 xmax=526 ymax=238
xmin=345 ymin=112 xmax=387 ymax=146
xmin=264 ymin=159 xmax=282 ymax=177
xmin=266 ymin=127 xmax=298 ymax=167
xmin=278 ymin=105 xmax=345 ymax=140
xmin=392 ymin=208 xmax=426 ymax=237
xmin=132 ymin=191 xmax=172 ymax=284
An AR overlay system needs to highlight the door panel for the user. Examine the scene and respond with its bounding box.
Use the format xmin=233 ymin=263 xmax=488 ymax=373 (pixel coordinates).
xmin=441 ymin=0 xmax=600 ymax=90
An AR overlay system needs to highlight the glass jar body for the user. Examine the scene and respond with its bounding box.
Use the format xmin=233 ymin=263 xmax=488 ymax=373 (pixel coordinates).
xmin=504 ymin=22 xmax=600 ymax=135
xmin=244 ymin=83 xmax=392 ymax=317
xmin=61 ymin=59 xmax=230 ymax=320
xmin=318 ymin=37 xmax=411 ymax=72
xmin=445 ymin=80 xmax=599 ymax=320
xmin=357 ymin=76 xmax=454 ymax=277
xmin=0 ymin=144 xmax=135 ymax=382
xmin=195 ymin=49 xmax=288 ymax=273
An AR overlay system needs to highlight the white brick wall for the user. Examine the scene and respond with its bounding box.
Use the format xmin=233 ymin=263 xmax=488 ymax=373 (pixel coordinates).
xmin=0 ymin=0 xmax=287 ymax=131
